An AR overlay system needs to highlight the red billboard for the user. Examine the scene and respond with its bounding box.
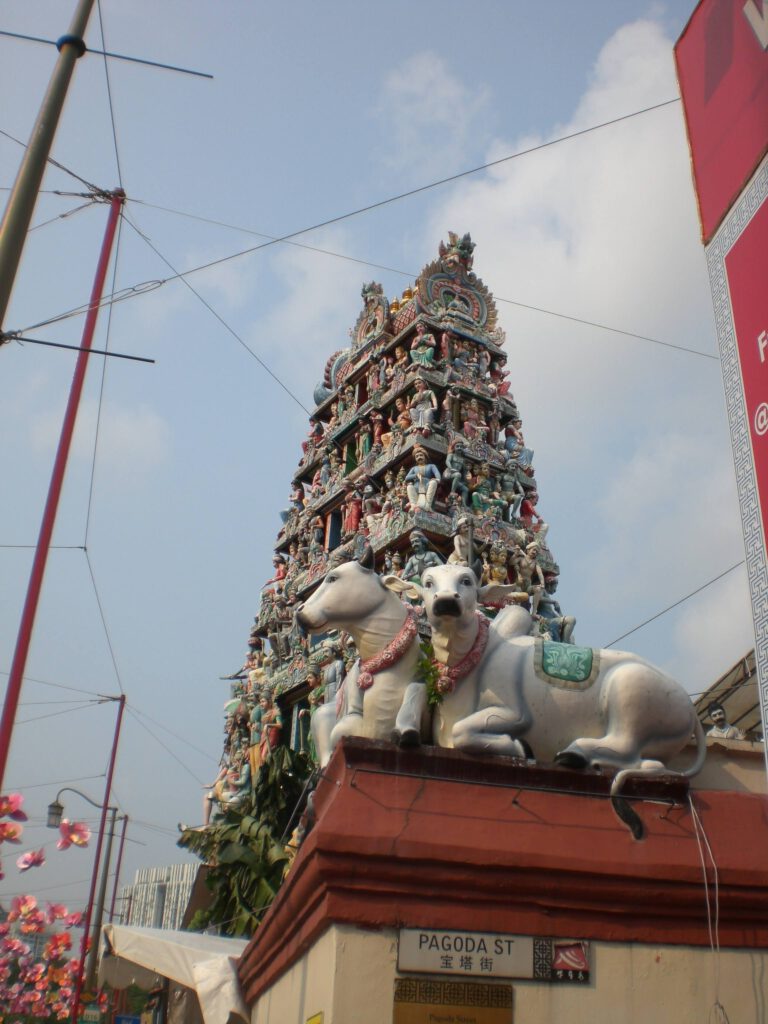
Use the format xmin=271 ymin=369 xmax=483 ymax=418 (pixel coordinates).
xmin=675 ymin=0 xmax=768 ymax=243
xmin=725 ymin=196 xmax=768 ymax=537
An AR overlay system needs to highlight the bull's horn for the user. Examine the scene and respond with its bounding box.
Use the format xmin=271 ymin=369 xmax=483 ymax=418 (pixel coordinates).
xmin=471 ymin=557 xmax=483 ymax=582
xmin=358 ymin=545 xmax=375 ymax=571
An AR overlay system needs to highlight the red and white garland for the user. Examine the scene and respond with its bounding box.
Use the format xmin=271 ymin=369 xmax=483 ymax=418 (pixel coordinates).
xmin=434 ymin=613 xmax=490 ymax=695
xmin=357 ymin=609 xmax=418 ymax=690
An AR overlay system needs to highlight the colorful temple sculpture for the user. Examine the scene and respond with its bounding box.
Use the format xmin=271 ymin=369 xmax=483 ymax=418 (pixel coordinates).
xmin=249 ymin=230 xmax=567 ymax=739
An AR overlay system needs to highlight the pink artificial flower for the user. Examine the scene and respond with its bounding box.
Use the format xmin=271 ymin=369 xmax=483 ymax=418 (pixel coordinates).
xmin=0 ymin=822 xmax=23 ymax=844
xmin=9 ymin=894 xmax=37 ymax=920
xmin=19 ymin=910 xmax=46 ymax=934
xmin=63 ymin=912 xmax=83 ymax=928
xmin=56 ymin=820 xmax=90 ymax=850
xmin=0 ymin=793 xmax=27 ymax=821
xmin=46 ymin=904 xmax=69 ymax=924
xmin=16 ymin=849 xmax=45 ymax=872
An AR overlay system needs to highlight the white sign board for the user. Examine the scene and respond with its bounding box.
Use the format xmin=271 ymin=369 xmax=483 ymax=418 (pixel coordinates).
xmin=399 ymin=929 xmax=534 ymax=980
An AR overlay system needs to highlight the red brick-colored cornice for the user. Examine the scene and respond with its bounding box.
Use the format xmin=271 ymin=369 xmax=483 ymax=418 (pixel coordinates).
xmin=239 ymin=739 xmax=768 ymax=1005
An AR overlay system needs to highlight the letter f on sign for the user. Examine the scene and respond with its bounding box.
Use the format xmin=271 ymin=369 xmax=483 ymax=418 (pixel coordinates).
xmin=759 ymin=330 xmax=768 ymax=363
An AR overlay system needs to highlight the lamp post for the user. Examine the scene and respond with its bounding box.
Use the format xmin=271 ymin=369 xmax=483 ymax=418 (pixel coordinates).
xmin=47 ymin=787 xmax=127 ymax=1015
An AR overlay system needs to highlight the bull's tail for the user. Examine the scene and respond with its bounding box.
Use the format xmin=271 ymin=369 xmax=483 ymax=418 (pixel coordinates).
xmin=610 ymin=714 xmax=707 ymax=839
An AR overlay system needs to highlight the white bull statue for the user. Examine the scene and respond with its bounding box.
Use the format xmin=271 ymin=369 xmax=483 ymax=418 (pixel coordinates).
xmin=295 ymin=550 xmax=429 ymax=765
xmin=388 ymin=563 xmax=706 ymax=802
xmin=295 ymin=555 xmax=705 ymax=820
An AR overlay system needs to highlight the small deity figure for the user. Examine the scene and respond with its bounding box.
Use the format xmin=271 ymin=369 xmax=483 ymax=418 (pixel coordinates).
xmin=462 ymin=398 xmax=483 ymax=439
xmin=537 ymin=574 xmax=576 ymax=644
xmin=489 ymin=362 xmax=512 ymax=398
xmin=248 ymin=699 xmax=264 ymax=777
xmin=382 ymin=355 xmax=394 ymax=387
xmin=327 ymin=401 xmax=340 ymax=432
xmin=357 ymin=420 xmax=373 ymax=461
xmin=470 ymin=467 xmax=507 ymax=517
xmin=343 ymin=383 xmax=356 ymax=414
xmin=485 ymin=540 xmax=511 ymax=586
xmin=259 ymin=692 xmax=283 ymax=763
xmin=405 ymin=446 xmax=441 ymax=511
xmin=327 ymin=449 xmax=342 ymax=486
xmin=408 ymin=378 xmax=438 ymax=436
xmin=394 ymin=345 xmax=410 ymax=371
xmin=706 ymin=702 xmax=746 ymax=740
xmin=371 ymin=411 xmax=385 ymax=447
xmin=269 ymin=553 xmax=287 ymax=584
xmin=452 ymin=340 xmax=469 ymax=374
xmin=448 ymin=516 xmax=478 ymax=566
xmin=311 ymin=515 xmax=325 ymax=547
xmin=442 ymin=386 xmax=463 ymax=431
xmin=487 ymin=408 xmax=501 ymax=446
xmin=519 ymin=489 xmax=544 ymax=530
xmin=517 ymin=542 xmax=545 ymax=616
xmin=402 ymin=529 xmax=443 ymax=585
xmin=318 ymin=455 xmax=332 ymax=490
xmin=320 ymin=639 xmax=345 ymax=704
xmin=382 ymin=397 xmax=411 ymax=447
xmin=367 ymin=362 xmax=380 ymax=396
xmin=499 ymin=454 xmax=524 ymax=519
xmin=342 ymin=485 xmax=363 ymax=537
xmin=443 ymin=438 xmax=470 ymax=505
xmin=290 ymin=481 xmax=305 ymax=512
xmin=503 ymin=418 xmax=525 ymax=452
xmin=363 ymin=484 xmax=382 ymax=527
xmin=301 ymin=417 xmax=324 ymax=455
xmin=476 ymin=347 xmax=491 ymax=377
xmin=409 ymin=322 xmax=437 ymax=367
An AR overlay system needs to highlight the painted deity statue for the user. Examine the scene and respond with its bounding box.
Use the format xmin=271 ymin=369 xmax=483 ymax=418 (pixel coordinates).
xmin=408 ymin=379 xmax=438 ymax=436
xmin=405 ymin=446 xmax=441 ymax=511
xmin=409 ymin=322 xmax=437 ymax=367
xmin=536 ymin=574 xmax=576 ymax=644
xmin=402 ymin=529 xmax=443 ymax=585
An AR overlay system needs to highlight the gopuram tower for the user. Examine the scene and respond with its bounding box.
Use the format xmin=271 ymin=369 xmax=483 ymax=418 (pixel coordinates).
xmin=252 ymin=230 xmax=567 ymax=727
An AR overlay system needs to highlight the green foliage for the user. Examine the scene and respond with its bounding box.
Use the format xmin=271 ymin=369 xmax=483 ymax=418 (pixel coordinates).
xmin=178 ymin=745 xmax=312 ymax=938
xmin=417 ymin=639 xmax=442 ymax=706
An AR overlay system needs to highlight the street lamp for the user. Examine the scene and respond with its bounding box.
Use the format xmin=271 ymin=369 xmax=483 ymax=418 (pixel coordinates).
xmin=47 ymin=787 xmax=127 ymax=1011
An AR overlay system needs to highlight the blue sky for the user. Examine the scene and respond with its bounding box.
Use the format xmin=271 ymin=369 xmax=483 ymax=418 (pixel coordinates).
xmin=0 ymin=1 xmax=753 ymax=911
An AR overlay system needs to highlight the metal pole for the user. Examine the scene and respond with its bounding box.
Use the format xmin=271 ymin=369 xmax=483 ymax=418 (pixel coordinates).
xmin=0 ymin=0 xmax=96 ymax=327
xmin=0 ymin=191 xmax=124 ymax=791
xmin=70 ymin=694 xmax=125 ymax=1022
xmin=84 ymin=806 xmax=117 ymax=995
xmin=108 ymin=814 xmax=129 ymax=921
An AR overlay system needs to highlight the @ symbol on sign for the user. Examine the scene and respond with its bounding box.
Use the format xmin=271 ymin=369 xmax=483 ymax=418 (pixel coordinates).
xmin=755 ymin=403 xmax=768 ymax=437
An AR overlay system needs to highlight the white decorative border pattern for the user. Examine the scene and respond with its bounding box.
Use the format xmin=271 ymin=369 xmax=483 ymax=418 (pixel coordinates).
xmin=705 ymin=157 xmax=768 ymax=752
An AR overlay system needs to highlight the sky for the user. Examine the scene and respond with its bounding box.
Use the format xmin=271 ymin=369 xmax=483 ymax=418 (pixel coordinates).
xmin=0 ymin=0 xmax=756 ymax=915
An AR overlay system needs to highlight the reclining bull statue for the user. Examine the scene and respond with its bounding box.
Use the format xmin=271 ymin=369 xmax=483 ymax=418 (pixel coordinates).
xmin=296 ymin=553 xmax=705 ymax=830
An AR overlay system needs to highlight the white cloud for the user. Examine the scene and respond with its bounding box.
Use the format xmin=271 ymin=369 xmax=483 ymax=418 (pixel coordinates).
xmin=245 ymin=229 xmax=371 ymax=406
xmin=377 ymin=51 xmax=490 ymax=177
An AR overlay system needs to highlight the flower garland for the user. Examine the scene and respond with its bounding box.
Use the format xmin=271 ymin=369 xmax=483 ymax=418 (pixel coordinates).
xmin=357 ymin=609 xmax=418 ymax=690
xmin=426 ymin=612 xmax=491 ymax=700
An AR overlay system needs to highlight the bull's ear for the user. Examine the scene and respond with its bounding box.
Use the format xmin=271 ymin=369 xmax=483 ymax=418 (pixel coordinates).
xmin=381 ymin=575 xmax=422 ymax=601
xmin=477 ymin=584 xmax=529 ymax=606
xmin=358 ymin=545 xmax=375 ymax=571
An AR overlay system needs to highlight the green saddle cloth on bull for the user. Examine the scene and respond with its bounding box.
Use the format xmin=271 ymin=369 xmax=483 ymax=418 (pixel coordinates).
xmin=533 ymin=638 xmax=601 ymax=690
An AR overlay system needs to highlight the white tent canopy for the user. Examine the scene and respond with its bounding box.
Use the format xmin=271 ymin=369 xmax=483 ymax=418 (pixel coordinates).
xmin=101 ymin=924 xmax=249 ymax=1024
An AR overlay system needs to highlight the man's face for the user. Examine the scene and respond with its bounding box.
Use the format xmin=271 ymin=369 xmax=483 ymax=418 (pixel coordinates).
xmin=711 ymin=708 xmax=726 ymax=726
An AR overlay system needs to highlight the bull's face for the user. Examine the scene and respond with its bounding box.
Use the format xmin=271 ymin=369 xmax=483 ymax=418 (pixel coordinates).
xmin=421 ymin=566 xmax=480 ymax=625
xmin=295 ymin=560 xmax=385 ymax=634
